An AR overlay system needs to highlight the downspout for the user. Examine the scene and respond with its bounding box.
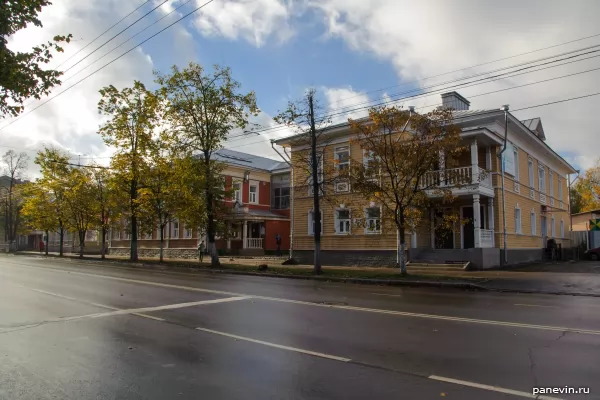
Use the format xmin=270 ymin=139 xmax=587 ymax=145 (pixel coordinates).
xmin=271 ymin=141 xmax=294 ymax=261
xmin=497 ymin=105 xmax=510 ymax=266
xmin=568 ymin=170 xmax=581 ymax=256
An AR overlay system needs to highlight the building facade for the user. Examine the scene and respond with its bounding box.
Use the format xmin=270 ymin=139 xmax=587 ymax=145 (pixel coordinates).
xmin=275 ymin=92 xmax=576 ymax=269
xmin=109 ymin=149 xmax=291 ymax=258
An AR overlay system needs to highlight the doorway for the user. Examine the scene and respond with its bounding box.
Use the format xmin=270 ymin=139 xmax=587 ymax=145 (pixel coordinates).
xmin=461 ymin=205 xmax=485 ymax=249
xmin=434 ymin=209 xmax=454 ymax=249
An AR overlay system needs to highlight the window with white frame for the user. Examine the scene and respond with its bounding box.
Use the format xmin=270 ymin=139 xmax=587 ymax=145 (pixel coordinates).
xmin=144 ymin=229 xmax=152 ymax=240
xmin=308 ymin=210 xmax=323 ymax=236
xmin=365 ymin=207 xmax=381 ymax=234
xmin=184 ymin=224 xmax=193 ymax=238
xmin=560 ymin=219 xmax=565 ymax=238
xmin=335 ymin=209 xmax=351 ymax=234
xmin=551 ymin=216 xmax=555 ymax=237
xmin=249 ymin=184 xmax=258 ymax=203
xmin=156 ymin=225 xmax=164 ymax=239
xmin=514 ymin=205 xmax=522 ymax=234
xmin=558 ymin=177 xmax=563 ymax=200
xmin=528 ymin=159 xmax=534 ymax=187
xmin=538 ymin=165 xmax=546 ymax=193
xmin=549 ymin=170 xmax=554 ymax=197
xmin=530 ymin=210 xmax=537 ymax=236
xmin=233 ymin=181 xmax=242 ymax=203
xmin=171 ymin=219 xmax=179 ymax=239
xmin=334 ymin=145 xmax=350 ymax=175
xmin=114 ymin=229 xmax=121 ymax=240
xmin=513 ymin=147 xmax=519 ymax=181
xmin=363 ymin=149 xmax=379 ymax=180
xmin=308 ymin=153 xmax=324 ymax=196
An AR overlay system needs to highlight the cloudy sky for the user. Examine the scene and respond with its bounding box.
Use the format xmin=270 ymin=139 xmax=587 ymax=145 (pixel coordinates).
xmin=2 ymin=0 xmax=600 ymax=178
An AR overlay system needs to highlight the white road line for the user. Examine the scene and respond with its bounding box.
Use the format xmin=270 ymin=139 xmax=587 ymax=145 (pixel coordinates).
xmin=371 ymin=293 xmax=404 ymax=297
xmin=428 ymin=375 xmax=564 ymax=400
xmin=61 ymin=296 xmax=251 ymax=322
xmin=195 ymin=327 xmax=352 ymax=362
xmin=514 ymin=304 xmax=556 ymax=308
xmin=5 ymin=262 xmax=600 ymax=336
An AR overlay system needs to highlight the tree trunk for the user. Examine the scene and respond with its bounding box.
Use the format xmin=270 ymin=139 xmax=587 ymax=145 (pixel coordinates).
xmin=308 ymin=92 xmax=322 ymax=274
xmin=159 ymin=225 xmax=164 ymax=263
xmin=130 ymin=179 xmax=138 ymax=262
xmin=204 ymin=160 xmax=220 ymax=267
xmin=79 ymin=230 xmax=85 ymax=258
xmin=101 ymin=227 xmax=106 ymax=259
xmin=59 ymin=226 xmax=64 ymax=256
xmin=44 ymin=230 xmax=49 ymax=256
xmin=396 ymin=212 xmax=407 ymax=275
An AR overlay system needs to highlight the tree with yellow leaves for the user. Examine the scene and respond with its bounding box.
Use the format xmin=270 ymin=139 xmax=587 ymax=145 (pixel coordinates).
xmin=571 ymin=165 xmax=600 ymax=213
xmin=346 ymin=106 xmax=466 ymax=274
xmin=63 ymin=166 xmax=97 ymax=258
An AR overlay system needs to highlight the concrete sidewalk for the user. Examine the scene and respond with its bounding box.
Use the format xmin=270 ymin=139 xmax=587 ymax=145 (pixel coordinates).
xmin=10 ymin=251 xmax=600 ymax=297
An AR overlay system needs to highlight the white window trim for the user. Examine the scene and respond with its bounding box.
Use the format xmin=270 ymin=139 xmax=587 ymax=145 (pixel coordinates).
xmin=249 ymin=183 xmax=258 ymax=204
xmin=308 ymin=210 xmax=323 ymax=236
xmin=115 ymin=229 xmax=121 ymax=240
xmin=528 ymin=158 xmax=534 ymax=188
xmin=560 ymin=219 xmax=565 ymax=238
xmin=551 ymin=216 xmax=555 ymax=238
xmin=549 ymin=170 xmax=554 ymax=198
xmin=558 ymin=177 xmax=563 ymax=200
xmin=538 ymin=165 xmax=545 ymax=193
xmin=171 ymin=219 xmax=180 ymax=239
xmin=232 ymin=180 xmax=242 ymax=203
xmin=530 ymin=210 xmax=537 ymax=236
xmin=334 ymin=145 xmax=350 ymax=176
xmin=364 ymin=206 xmax=382 ymax=234
xmin=514 ymin=204 xmax=522 ymax=234
xmin=334 ymin=208 xmax=352 ymax=235
xmin=363 ymin=149 xmax=380 ymax=182
xmin=184 ymin=224 xmax=193 ymax=239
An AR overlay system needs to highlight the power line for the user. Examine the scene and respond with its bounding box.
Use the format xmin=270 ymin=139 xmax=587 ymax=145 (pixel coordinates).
xmin=0 ymin=0 xmax=216 ymax=132
xmin=53 ymin=0 xmax=152 ymax=71
xmin=61 ymin=0 xmax=170 ymax=75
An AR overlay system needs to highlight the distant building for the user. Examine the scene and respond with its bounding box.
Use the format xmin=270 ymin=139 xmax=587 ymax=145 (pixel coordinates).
xmin=109 ymin=149 xmax=291 ymax=258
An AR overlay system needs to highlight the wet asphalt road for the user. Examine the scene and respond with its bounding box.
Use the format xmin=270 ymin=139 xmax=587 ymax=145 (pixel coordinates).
xmin=1 ymin=255 xmax=599 ymax=399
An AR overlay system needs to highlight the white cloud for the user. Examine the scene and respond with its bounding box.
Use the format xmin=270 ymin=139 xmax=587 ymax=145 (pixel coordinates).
xmin=1 ymin=0 xmax=189 ymax=177
xmin=193 ymin=0 xmax=297 ymax=47
xmin=322 ymin=86 xmax=370 ymax=124
xmin=310 ymin=0 xmax=600 ymax=171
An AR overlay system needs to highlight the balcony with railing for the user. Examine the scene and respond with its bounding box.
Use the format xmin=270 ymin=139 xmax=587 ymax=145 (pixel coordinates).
xmin=419 ymin=166 xmax=492 ymax=193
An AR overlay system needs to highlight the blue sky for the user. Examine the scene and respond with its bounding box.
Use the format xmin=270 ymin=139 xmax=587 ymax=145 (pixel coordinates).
xmin=4 ymin=0 xmax=600 ymax=177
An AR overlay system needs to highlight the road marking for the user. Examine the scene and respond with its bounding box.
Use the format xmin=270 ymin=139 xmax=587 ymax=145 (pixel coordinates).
xmin=371 ymin=293 xmax=403 ymax=297
xmin=195 ymin=327 xmax=352 ymax=362
xmin=514 ymin=304 xmax=556 ymax=308
xmin=61 ymin=296 xmax=251 ymax=322
xmin=4 ymin=262 xmax=600 ymax=336
xmin=18 ymin=285 xmax=166 ymax=321
xmin=428 ymin=375 xmax=564 ymax=400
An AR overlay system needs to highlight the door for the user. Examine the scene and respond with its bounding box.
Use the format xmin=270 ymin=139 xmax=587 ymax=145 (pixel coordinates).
xmin=462 ymin=207 xmax=475 ymax=249
xmin=434 ymin=209 xmax=454 ymax=249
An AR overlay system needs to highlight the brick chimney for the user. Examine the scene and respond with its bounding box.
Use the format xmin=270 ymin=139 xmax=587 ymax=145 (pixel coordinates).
xmin=441 ymin=92 xmax=470 ymax=111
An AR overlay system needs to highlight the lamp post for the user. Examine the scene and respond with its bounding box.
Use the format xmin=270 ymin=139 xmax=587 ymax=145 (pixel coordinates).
xmin=497 ymin=105 xmax=510 ymax=266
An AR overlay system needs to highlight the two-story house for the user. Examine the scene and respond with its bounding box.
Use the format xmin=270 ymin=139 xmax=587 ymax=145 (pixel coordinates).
xmin=109 ymin=149 xmax=291 ymax=258
xmin=274 ymin=92 xmax=576 ymax=269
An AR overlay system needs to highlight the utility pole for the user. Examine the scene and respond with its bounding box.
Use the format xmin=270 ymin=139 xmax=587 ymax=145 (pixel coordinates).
xmin=308 ymin=92 xmax=322 ymax=274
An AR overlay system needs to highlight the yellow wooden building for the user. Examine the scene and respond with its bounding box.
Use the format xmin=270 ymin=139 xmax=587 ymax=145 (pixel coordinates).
xmin=274 ymin=92 xmax=576 ymax=269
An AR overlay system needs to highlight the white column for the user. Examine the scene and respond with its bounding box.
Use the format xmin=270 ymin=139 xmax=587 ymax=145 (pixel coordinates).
xmin=488 ymin=198 xmax=495 ymax=247
xmin=242 ymin=221 xmax=248 ymax=249
xmin=430 ymin=208 xmax=435 ymax=248
xmin=486 ymin=146 xmax=492 ymax=170
xmin=473 ymin=194 xmax=481 ymax=248
xmin=471 ymin=139 xmax=479 ymax=184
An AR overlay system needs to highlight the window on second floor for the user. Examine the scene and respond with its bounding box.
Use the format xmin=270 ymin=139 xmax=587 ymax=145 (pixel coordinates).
xmin=558 ymin=177 xmax=563 ymax=200
xmin=528 ymin=159 xmax=534 ymax=187
xmin=513 ymin=148 xmax=519 ymax=181
xmin=549 ymin=170 xmax=554 ymax=197
xmin=249 ymin=184 xmax=258 ymax=204
xmin=233 ymin=181 xmax=242 ymax=203
xmin=538 ymin=166 xmax=546 ymax=193
xmin=334 ymin=145 xmax=350 ymax=175
xmin=273 ymin=187 xmax=290 ymax=209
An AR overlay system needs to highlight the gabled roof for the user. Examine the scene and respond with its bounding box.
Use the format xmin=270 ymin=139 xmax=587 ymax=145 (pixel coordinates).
xmin=520 ymin=117 xmax=546 ymax=141
xmin=203 ymin=149 xmax=289 ymax=173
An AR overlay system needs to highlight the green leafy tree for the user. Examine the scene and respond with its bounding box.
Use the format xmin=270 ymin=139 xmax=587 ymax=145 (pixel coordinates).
xmin=98 ymin=81 xmax=160 ymax=261
xmin=0 ymin=0 xmax=72 ymax=117
xmin=33 ymin=147 xmax=70 ymax=255
xmin=156 ymin=63 xmax=258 ymax=266
xmin=90 ymin=166 xmax=115 ymax=259
xmin=138 ymin=135 xmax=186 ymax=262
xmin=63 ymin=167 xmax=96 ymax=258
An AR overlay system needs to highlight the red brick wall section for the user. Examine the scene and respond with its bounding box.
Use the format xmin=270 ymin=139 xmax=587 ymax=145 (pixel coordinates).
xmin=242 ymin=181 xmax=249 ymax=203
xmin=264 ymin=220 xmax=290 ymax=251
xmin=259 ymin=181 xmax=270 ymax=206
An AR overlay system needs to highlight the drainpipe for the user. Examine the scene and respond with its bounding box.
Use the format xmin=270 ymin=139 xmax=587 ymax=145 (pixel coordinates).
xmin=271 ymin=141 xmax=294 ymax=261
xmin=497 ymin=105 xmax=510 ymax=266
